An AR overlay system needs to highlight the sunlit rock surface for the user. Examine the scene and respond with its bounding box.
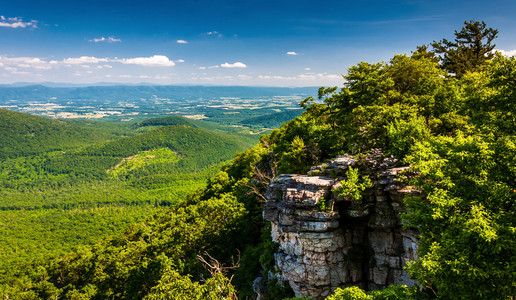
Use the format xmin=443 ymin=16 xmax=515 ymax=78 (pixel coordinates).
xmin=261 ymin=152 xmax=419 ymax=299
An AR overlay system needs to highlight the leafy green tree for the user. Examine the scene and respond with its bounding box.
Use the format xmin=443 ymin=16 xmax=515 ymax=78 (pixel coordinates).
xmin=327 ymin=286 xmax=372 ymax=300
xmin=333 ymin=166 xmax=372 ymax=205
xmin=404 ymin=132 xmax=516 ymax=299
xmin=327 ymin=285 xmax=426 ymax=300
xmin=431 ymin=20 xmax=498 ymax=77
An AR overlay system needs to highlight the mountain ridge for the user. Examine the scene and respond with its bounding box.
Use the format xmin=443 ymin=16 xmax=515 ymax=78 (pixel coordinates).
xmin=0 ymin=84 xmax=317 ymax=101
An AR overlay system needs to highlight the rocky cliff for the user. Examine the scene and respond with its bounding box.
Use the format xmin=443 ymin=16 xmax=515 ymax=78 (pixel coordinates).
xmin=259 ymin=152 xmax=419 ymax=299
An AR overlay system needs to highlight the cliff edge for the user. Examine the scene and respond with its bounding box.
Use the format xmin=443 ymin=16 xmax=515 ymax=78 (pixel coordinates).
xmin=260 ymin=152 xmax=419 ymax=299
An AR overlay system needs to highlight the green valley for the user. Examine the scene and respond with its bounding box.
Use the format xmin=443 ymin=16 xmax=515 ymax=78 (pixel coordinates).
xmin=0 ymin=110 xmax=258 ymax=284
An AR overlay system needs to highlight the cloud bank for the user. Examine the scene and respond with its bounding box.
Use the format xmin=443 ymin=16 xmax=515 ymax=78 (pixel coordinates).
xmin=1 ymin=55 xmax=178 ymax=70
xmin=0 ymin=16 xmax=38 ymax=29
xmin=496 ymin=49 xmax=516 ymax=57
xmin=63 ymin=56 xmax=109 ymax=64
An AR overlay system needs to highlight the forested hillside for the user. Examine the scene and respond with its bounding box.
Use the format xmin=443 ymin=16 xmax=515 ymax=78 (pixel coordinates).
xmin=0 ymin=109 xmax=105 ymax=159
xmin=0 ymin=111 xmax=258 ymax=289
xmin=1 ymin=21 xmax=515 ymax=299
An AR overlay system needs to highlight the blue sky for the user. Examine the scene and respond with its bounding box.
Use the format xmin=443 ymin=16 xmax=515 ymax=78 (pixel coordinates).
xmin=1 ymin=0 xmax=516 ymax=86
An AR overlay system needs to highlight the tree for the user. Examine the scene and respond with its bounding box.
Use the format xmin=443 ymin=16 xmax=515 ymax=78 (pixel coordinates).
xmin=431 ymin=20 xmax=498 ymax=77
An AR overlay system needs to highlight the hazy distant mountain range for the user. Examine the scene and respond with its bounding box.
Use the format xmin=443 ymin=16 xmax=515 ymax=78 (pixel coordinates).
xmin=0 ymin=83 xmax=317 ymax=101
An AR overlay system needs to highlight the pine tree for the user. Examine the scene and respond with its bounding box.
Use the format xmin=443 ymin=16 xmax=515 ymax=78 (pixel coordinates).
xmin=431 ymin=20 xmax=498 ymax=77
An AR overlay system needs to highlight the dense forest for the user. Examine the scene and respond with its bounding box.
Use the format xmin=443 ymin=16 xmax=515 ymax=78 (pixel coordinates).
xmin=0 ymin=112 xmax=259 ymax=290
xmin=1 ymin=21 xmax=515 ymax=299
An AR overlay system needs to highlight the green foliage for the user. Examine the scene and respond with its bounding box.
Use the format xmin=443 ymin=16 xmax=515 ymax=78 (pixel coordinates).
xmin=1 ymin=194 xmax=246 ymax=299
xmin=464 ymin=55 xmax=516 ymax=135
xmin=107 ymin=148 xmax=181 ymax=180
xmin=232 ymin=223 xmax=279 ymax=298
xmin=269 ymin=117 xmax=332 ymax=173
xmin=239 ymin=109 xmax=303 ymax=129
xmin=0 ymin=109 xmax=104 ymax=159
xmin=403 ymin=133 xmax=516 ymax=299
xmin=333 ymin=167 xmax=372 ymax=204
xmin=0 ymin=110 xmax=259 ymax=292
xmin=431 ymin=20 xmax=498 ymax=77
xmin=315 ymin=196 xmax=331 ymax=212
xmin=264 ymin=277 xmax=295 ymax=300
xmin=393 ymin=55 xmax=516 ymax=300
xmin=327 ymin=286 xmax=372 ymax=300
xmin=280 ymin=136 xmax=310 ymax=174
xmin=328 ymin=285 xmax=426 ymax=300
xmin=301 ymin=53 xmax=458 ymax=156
xmin=134 ymin=115 xmax=198 ymax=128
xmin=385 ymin=115 xmax=431 ymax=158
xmin=144 ymin=269 xmax=237 ymax=300
xmin=368 ymin=285 xmax=427 ymax=300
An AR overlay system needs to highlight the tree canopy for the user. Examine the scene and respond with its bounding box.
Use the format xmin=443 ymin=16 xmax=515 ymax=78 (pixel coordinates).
xmin=431 ymin=20 xmax=498 ymax=77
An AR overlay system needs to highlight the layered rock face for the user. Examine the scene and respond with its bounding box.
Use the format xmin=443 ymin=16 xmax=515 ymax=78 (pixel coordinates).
xmin=262 ymin=154 xmax=419 ymax=299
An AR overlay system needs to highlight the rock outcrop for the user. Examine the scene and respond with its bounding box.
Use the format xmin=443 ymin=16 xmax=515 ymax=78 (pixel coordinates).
xmin=261 ymin=153 xmax=419 ymax=299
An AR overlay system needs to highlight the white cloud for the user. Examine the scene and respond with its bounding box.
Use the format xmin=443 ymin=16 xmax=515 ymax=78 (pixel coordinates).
xmin=198 ymin=75 xmax=234 ymax=81
xmin=1 ymin=55 xmax=178 ymax=71
xmin=175 ymin=59 xmax=185 ymax=63
xmin=0 ymin=56 xmax=53 ymax=70
xmin=495 ymin=49 xmax=516 ymax=57
xmin=199 ymin=66 xmax=207 ymax=70
xmin=286 ymin=51 xmax=298 ymax=55
xmin=238 ymin=74 xmax=252 ymax=80
xmin=257 ymin=75 xmax=296 ymax=80
xmin=90 ymin=36 xmax=121 ymax=43
xmin=304 ymin=67 xmax=311 ymax=71
xmin=206 ymin=31 xmax=223 ymax=37
xmin=63 ymin=56 xmax=108 ymax=64
xmin=97 ymin=64 xmax=113 ymax=69
xmin=119 ymin=55 xmax=176 ymax=67
xmin=33 ymin=65 xmax=52 ymax=70
xmin=220 ymin=62 xmax=247 ymax=68
xmin=176 ymin=40 xmax=188 ymax=44
xmin=298 ymin=73 xmax=341 ymax=80
xmin=257 ymin=73 xmax=341 ymax=82
xmin=0 ymin=16 xmax=37 ymax=29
